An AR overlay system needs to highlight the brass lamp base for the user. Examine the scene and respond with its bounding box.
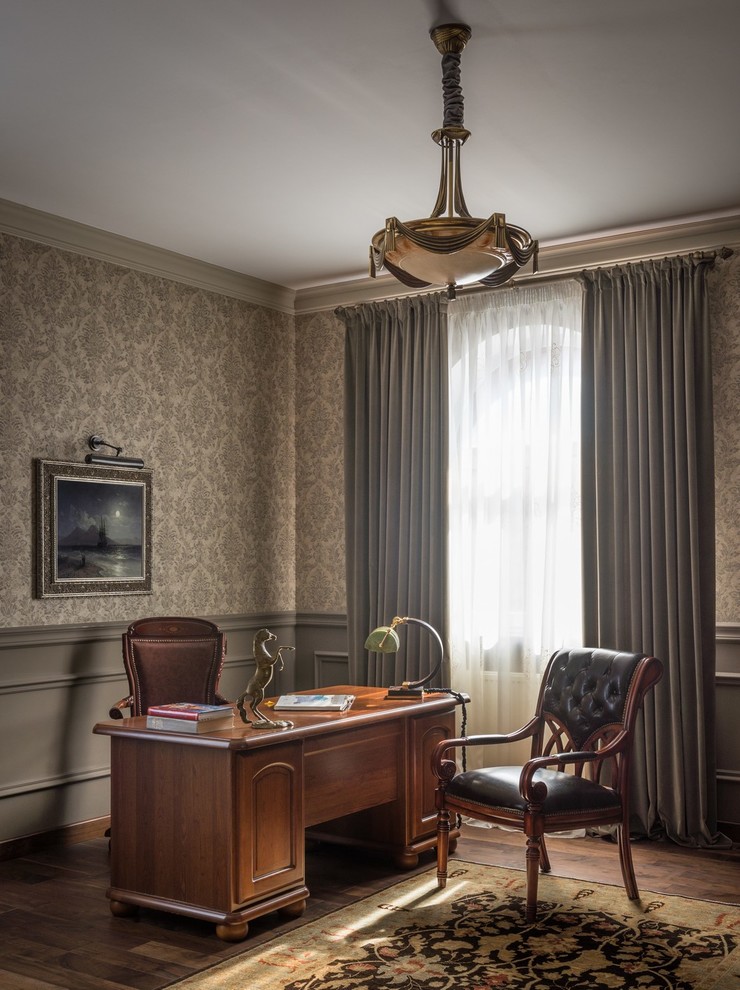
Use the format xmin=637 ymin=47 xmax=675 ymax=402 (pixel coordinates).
xmin=386 ymin=684 xmax=425 ymax=698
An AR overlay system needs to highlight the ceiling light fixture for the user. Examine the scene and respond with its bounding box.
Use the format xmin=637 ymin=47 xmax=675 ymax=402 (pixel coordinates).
xmin=370 ymin=23 xmax=538 ymax=299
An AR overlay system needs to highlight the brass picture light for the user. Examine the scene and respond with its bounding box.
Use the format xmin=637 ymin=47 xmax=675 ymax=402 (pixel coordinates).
xmin=85 ymin=434 xmax=145 ymax=469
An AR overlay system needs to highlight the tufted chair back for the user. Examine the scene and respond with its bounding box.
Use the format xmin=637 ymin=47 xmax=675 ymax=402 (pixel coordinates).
xmin=109 ymin=616 xmax=228 ymax=718
xmin=534 ymin=648 xmax=648 ymax=793
xmin=432 ymin=645 xmax=662 ymax=923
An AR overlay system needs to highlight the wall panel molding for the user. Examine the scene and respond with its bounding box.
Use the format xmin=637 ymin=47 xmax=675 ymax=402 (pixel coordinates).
xmin=716 ymin=622 xmax=740 ymax=642
xmin=314 ymin=651 xmax=350 ymax=687
xmin=0 ymin=671 xmax=124 ymax=694
xmin=0 ymin=766 xmax=111 ymax=800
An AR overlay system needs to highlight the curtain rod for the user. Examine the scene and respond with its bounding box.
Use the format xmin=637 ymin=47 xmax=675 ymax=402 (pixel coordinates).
xmin=336 ymin=246 xmax=734 ymax=315
xmin=452 ymin=245 xmax=734 ymax=299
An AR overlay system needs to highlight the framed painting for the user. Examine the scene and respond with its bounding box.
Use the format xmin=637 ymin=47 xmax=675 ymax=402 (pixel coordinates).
xmin=36 ymin=460 xmax=152 ymax=597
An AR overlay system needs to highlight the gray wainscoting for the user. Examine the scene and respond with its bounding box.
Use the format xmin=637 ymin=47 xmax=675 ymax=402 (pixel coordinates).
xmin=716 ymin=622 xmax=740 ymax=838
xmin=1 ymin=617 xmax=736 ymax=849
xmin=0 ymin=612 xmax=347 ymax=850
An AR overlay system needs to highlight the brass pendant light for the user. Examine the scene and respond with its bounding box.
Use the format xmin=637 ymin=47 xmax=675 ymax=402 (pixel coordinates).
xmin=370 ymin=23 xmax=537 ymax=299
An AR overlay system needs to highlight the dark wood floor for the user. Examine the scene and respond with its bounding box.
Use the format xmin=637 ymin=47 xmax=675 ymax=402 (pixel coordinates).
xmin=0 ymin=826 xmax=737 ymax=990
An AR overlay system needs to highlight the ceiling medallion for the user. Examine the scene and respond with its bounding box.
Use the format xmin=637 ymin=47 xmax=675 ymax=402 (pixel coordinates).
xmin=370 ymin=23 xmax=538 ymax=299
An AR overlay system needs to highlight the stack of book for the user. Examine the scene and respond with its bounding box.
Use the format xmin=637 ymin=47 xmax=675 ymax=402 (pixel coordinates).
xmin=146 ymin=702 xmax=235 ymax=733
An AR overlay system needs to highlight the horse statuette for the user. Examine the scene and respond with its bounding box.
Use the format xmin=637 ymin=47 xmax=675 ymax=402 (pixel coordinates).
xmin=235 ymin=628 xmax=295 ymax=729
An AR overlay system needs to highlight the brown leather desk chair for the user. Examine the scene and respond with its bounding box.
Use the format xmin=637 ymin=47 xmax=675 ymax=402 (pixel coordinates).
xmin=432 ymin=646 xmax=662 ymax=922
xmin=109 ymin=616 xmax=228 ymax=718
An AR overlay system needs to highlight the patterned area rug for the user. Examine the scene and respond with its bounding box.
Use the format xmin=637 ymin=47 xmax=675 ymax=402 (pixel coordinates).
xmin=170 ymin=862 xmax=739 ymax=989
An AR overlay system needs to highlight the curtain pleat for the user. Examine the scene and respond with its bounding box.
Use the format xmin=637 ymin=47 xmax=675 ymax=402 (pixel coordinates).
xmin=580 ymin=256 xmax=722 ymax=845
xmin=337 ymin=295 xmax=448 ymax=686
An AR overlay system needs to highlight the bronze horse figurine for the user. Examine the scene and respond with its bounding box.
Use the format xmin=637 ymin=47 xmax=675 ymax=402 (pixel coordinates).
xmin=235 ymin=628 xmax=295 ymax=729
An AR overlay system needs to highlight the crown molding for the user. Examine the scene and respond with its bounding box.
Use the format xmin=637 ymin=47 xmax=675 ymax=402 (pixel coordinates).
xmin=294 ymin=211 xmax=740 ymax=314
xmin=0 ymin=198 xmax=296 ymax=314
xmin=3 ymin=198 xmax=738 ymax=318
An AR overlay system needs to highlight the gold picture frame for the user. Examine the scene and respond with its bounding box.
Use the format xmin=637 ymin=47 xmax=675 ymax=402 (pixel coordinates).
xmin=36 ymin=459 xmax=152 ymax=598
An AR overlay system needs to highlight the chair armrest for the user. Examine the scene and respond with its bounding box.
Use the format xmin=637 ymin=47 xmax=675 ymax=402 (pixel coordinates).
xmin=108 ymin=696 xmax=133 ymax=720
xmin=518 ymin=731 xmax=630 ymax=802
xmin=215 ymin=692 xmax=231 ymax=706
xmin=432 ymin=717 xmax=540 ymax=781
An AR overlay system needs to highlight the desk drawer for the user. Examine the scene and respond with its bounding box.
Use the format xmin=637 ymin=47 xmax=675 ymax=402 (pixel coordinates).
xmin=303 ymin=722 xmax=401 ymax=827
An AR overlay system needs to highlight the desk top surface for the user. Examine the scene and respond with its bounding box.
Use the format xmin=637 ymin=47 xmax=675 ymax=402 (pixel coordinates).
xmin=93 ymin=685 xmax=467 ymax=749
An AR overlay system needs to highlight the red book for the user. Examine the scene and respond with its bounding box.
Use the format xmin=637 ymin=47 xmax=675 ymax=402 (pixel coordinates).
xmin=146 ymin=702 xmax=234 ymax=721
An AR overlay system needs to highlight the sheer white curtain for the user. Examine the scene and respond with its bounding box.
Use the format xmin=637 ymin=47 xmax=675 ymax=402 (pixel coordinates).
xmin=448 ymin=281 xmax=584 ymax=765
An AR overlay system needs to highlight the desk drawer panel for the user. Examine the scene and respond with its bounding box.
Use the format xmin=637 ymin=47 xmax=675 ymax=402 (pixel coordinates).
xmin=303 ymin=723 xmax=401 ymax=827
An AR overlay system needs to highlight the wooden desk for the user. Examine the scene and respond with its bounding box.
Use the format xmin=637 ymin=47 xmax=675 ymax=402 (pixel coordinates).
xmin=94 ymin=686 xmax=463 ymax=941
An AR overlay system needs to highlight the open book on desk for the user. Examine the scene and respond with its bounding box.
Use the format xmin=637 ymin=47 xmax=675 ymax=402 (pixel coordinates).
xmin=273 ymin=693 xmax=355 ymax=712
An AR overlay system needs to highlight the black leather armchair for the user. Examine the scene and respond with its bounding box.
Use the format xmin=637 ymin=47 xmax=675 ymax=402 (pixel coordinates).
xmin=432 ymin=646 xmax=662 ymax=922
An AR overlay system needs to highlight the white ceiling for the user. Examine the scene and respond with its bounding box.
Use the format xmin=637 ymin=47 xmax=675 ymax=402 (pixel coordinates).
xmin=2 ymin=0 xmax=739 ymax=291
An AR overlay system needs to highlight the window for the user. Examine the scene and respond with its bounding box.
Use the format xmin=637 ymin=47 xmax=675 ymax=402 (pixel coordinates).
xmin=447 ymin=281 xmax=584 ymax=761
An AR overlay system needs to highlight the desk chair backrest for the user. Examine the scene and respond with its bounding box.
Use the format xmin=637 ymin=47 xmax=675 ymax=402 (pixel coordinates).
xmin=533 ymin=646 xmax=653 ymax=786
xmin=121 ymin=616 xmax=226 ymax=716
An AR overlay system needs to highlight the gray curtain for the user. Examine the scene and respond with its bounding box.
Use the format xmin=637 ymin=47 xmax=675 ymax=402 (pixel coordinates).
xmin=337 ymin=294 xmax=448 ymax=687
xmin=580 ymin=256 xmax=722 ymax=845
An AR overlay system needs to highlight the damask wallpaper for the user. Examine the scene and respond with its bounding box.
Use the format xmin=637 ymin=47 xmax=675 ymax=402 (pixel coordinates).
xmin=709 ymin=253 xmax=740 ymax=623
xmin=0 ymin=231 xmax=737 ymax=629
xmin=0 ymin=233 xmax=297 ymax=626
xmin=294 ymin=310 xmax=346 ymax=613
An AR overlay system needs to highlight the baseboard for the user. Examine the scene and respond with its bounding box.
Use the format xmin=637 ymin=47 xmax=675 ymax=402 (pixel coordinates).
xmin=0 ymin=816 xmax=111 ymax=861
xmin=718 ymin=820 xmax=740 ymax=844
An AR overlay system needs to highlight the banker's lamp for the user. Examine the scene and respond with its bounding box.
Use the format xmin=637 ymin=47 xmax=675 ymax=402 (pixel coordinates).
xmin=364 ymin=615 xmax=445 ymax=698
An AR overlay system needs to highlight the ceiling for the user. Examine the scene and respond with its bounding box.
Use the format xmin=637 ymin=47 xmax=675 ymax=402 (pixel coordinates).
xmin=2 ymin=0 xmax=739 ymax=291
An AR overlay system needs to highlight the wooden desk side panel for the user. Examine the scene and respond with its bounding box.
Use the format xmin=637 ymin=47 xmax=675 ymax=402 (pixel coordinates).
xmin=407 ymin=711 xmax=456 ymax=836
xmin=234 ymin=742 xmax=304 ymax=906
xmin=110 ymin=739 xmax=234 ymax=909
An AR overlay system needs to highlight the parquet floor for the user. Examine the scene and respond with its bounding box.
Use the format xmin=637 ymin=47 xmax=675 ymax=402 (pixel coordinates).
xmin=0 ymin=826 xmax=737 ymax=990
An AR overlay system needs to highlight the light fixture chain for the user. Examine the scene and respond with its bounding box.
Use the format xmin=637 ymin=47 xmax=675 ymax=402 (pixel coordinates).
xmin=440 ymin=52 xmax=465 ymax=129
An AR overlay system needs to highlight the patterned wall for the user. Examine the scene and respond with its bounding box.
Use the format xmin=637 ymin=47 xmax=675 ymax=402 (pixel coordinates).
xmin=0 ymin=232 xmax=737 ymax=628
xmin=0 ymin=233 xmax=296 ymax=626
xmin=294 ymin=309 xmax=346 ymax=613
xmin=709 ymin=253 xmax=740 ymax=623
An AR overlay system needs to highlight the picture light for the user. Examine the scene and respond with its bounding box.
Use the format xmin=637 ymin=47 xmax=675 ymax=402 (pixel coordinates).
xmin=85 ymin=434 xmax=145 ymax=469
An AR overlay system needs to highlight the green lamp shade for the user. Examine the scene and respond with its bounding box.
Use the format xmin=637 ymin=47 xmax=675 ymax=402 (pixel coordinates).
xmin=364 ymin=625 xmax=401 ymax=653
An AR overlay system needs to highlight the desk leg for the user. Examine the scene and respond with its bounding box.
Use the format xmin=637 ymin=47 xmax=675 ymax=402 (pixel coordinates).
xmin=216 ymin=921 xmax=249 ymax=942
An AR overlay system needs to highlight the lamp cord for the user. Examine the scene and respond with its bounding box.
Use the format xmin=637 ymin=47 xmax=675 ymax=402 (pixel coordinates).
xmin=428 ymin=686 xmax=468 ymax=832
xmin=428 ymin=687 xmax=468 ymax=772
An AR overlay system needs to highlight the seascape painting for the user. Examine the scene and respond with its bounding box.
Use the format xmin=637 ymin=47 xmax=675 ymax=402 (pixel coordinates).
xmin=56 ymin=478 xmax=144 ymax=581
xmin=36 ymin=460 xmax=152 ymax=597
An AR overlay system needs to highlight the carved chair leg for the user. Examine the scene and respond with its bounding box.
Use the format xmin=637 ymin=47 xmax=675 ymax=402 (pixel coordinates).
xmin=617 ymin=823 xmax=639 ymax=900
xmin=539 ymin=833 xmax=551 ymax=873
xmin=436 ymin=809 xmax=451 ymax=888
xmin=525 ymin=834 xmax=541 ymax=923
